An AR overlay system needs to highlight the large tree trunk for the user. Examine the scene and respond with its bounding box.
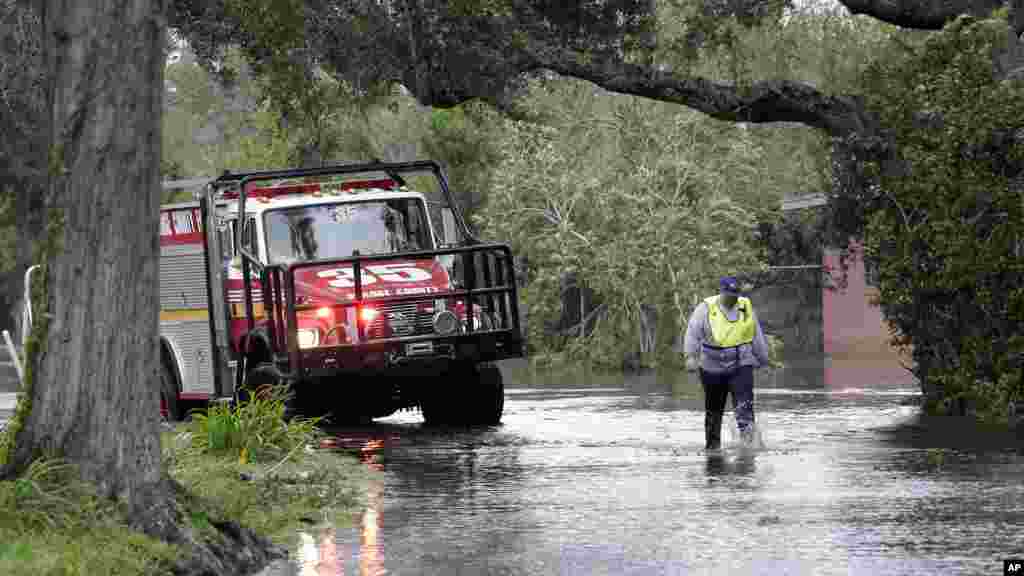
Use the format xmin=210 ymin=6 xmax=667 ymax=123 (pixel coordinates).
xmin=1 ymin=4 xmax=283 ymax=571
xmin=2 ymin=0 xmax=167 ymax=516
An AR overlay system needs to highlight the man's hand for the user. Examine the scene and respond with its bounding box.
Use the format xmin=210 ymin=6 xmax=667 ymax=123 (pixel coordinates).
xmin=685 ymin=355 xmax=699 ymax=372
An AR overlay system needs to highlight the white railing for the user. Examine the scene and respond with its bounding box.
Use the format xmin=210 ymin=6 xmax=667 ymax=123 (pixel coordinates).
xmin=2 ymin=265 xmax=40 ymax=388
xmin=21 ymin=265 xmax=39 ymax=348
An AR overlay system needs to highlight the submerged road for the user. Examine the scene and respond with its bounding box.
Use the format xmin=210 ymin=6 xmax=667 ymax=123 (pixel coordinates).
xmin=259 ymin=359 xmax=1023 ymax=576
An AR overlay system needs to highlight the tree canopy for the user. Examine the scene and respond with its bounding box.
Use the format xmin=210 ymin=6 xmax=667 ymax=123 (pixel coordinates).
xmin=167 ymin=0 xmax=1021 ymax=137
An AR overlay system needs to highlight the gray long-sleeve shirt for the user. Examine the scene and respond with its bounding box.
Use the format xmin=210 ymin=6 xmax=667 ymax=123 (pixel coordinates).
xmin=683 ymin=298 xmax=770 ymax=374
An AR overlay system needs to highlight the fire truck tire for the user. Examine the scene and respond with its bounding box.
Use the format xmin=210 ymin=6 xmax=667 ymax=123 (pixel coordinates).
xmin=329 ymin=411 xmax=375 ymax=426
xmin=466 ymin=362 xmax=504 ymax=426
xmin=421 ymin=376 xmax=457 ymax=426
xmin=159 ymin=361 xmax=181 ymax=422
xmin=422 ymin=362 xmax=504 ymax=426
xmin=241 ymin=363 xmax=304 ymax=420
xmin=239 ymin=363 xmax=285 ymax=404
xmin=420 ymin=396 xmax=447 ymax=426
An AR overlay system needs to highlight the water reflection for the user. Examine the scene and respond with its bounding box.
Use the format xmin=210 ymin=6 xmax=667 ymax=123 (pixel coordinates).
xmin=297 ymin=527 xmax=340 ymax=576
xmin=293 ymin=436 xmax=388 ymax=576
xmin=359 ymin=460 xmax=385 ymax=576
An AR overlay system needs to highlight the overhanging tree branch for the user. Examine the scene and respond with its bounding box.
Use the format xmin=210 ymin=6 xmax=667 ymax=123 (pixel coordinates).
xmin=533 ymin=55 xmax=876 ymax=137
xmin=838 ymin=0 xmax=1022 ymax=34
xmin=167 ymin=0 xmax=1022 ymax=142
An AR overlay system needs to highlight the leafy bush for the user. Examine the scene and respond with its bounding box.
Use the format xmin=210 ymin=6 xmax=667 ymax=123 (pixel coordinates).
xmin=852 ymin=11 xmax=1024 ymax=420
xmin=185 ymin=384 xmax=323 ymax=463
xmin=476 ymin=88 xmax=773 ymax=368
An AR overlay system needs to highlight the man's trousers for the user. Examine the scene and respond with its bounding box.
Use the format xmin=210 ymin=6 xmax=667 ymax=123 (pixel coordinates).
xmin=699 ymin=365 xmax=755 ymax=450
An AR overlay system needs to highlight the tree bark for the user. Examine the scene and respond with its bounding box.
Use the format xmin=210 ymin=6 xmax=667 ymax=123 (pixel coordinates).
xmin=537 ymin=55 xmax=876 ymax=137
xmin=1 ymin=7 xmax=288 ymax=570
xmin=638 ymin=303 xmax=657 ymax=355
xmin=1 ymin=0 xmax=166 ymax=511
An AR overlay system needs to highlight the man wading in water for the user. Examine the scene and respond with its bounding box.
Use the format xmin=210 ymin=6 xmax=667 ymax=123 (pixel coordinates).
xmin=684 ymin=276 xmax=770 ymax=450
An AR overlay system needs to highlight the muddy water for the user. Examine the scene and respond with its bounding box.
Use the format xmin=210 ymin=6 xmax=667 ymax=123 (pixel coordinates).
xmin=254 ymin=359 xmax=1023 ymax=576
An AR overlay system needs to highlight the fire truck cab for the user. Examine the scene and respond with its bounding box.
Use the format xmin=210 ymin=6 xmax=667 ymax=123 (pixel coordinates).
xmin=158 ymin=160 xmax=523 ymax=425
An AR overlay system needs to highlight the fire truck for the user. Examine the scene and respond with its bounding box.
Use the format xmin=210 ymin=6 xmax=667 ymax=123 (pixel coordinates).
xmin=158 ymin=160 xmax=523 ymax=425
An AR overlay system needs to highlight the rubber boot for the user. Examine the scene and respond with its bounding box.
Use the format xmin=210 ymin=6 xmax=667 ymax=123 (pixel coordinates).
xmin=739 ymin=426 xmax=754 ymax=447
xmin=705 ymin=411 xmax=723 ymax=450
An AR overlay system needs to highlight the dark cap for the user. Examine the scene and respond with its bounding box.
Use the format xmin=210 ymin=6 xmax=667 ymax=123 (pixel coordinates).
xmin=720 ymin=276 xmax=740 ymax=295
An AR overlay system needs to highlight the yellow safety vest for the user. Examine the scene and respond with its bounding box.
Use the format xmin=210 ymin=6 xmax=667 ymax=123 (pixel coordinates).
xmin=703 ymin=295 xmax=755 ymax=349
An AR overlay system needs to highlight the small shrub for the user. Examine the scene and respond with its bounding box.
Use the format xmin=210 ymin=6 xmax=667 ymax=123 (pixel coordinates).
xmin=187 ymin=384 xmax=323 ymax=462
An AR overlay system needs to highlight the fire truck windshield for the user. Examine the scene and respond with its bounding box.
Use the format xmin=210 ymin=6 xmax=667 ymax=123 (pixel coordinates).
xmin=264 ymin=198 xmax=432 ymax=264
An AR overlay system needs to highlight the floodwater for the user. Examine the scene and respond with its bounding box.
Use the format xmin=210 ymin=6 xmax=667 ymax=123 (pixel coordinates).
xmin=257 ymin=358 xmax=1024 ymax=576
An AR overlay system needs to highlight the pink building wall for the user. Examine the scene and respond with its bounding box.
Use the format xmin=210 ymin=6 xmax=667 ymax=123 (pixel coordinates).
xmin=823 ymin=243 xmax=917 ymax=390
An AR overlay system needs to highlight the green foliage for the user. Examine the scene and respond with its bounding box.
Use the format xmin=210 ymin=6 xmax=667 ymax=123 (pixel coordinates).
xmin=184 ymin=384 xmax=323 ymax=463
xmin=855 ymin=12 xmax=1024 ymax=421
xmin=655 ymin=0 xmax=907 ymax=89
xmin=422 ymin=103 xmax=504 ymax=220
xmin=476 ymin=85 xmax=772 ymax=367
xmin=164 ymin=41 xmax=388 ymax=177
xmin=163 ymin=45 xmax=289 ymax=176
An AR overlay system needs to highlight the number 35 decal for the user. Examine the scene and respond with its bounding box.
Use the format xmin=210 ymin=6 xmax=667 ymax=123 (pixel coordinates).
xmin=318 ymin=263 xmax=432 ymax=288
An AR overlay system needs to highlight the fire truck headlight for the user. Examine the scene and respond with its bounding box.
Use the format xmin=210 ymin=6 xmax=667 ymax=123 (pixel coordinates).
xmin=360 ymin=307 xmax=379 ymax=323
xmin=432 ymin=310 xmax=458 ymax=335
xmin=297 ymin=329 xmax=320 ymax=349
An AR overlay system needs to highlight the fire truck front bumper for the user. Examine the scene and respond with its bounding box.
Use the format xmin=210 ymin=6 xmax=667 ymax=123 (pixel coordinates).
xmin=296 ymin=330 xmax=523 ymax=378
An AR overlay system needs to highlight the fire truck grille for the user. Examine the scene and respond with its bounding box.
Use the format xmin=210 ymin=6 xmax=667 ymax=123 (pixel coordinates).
xmin=366 ymin=302 xmax=434 ymax=339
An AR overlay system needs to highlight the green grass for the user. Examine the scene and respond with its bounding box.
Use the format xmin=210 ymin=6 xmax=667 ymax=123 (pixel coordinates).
xmin=166 ymin=434 xmax=370 ymax=544
xmin=0 ymin=458 xmax=180 ymax=576
xmin=0 ymin=393 xmax=374 ymax=576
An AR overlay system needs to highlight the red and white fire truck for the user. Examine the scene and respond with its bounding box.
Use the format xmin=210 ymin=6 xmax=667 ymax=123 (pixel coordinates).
xmin=158 ymin=160 xmax=523 ymax=425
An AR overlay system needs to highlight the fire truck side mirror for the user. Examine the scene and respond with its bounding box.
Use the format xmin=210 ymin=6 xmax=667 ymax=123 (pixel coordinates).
xmin=441 ymin=207 xmax=459 ymax=247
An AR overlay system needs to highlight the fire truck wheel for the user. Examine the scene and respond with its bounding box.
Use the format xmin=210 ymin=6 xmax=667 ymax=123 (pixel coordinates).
xmin=238 ymin=363 xmax=285 ymax=405
xmin=420 ymin=394 xmax=451 ymax=426
xmin=421 ymin=370 xmax=460 ymax=426
xmin=329 ymin=411 xmax=374 ymax=426
xmin=159 ymin=362 xmax=181 ymax=422
xmin=467 ymin=362 xmax=504 ymax=426
xmin=422 ymin=362 xmax=503 ymax=426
